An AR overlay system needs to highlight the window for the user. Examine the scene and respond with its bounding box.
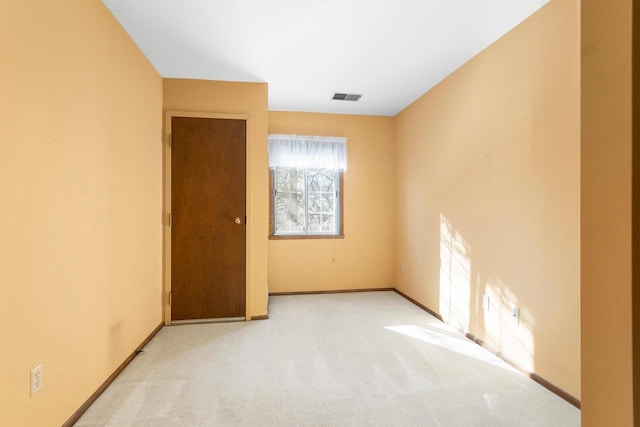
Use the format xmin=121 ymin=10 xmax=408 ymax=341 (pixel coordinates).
xmin=271 ymin=167 xmax=343 ymax=237
xmin=268 ymin=134 xmax=347 ymax=239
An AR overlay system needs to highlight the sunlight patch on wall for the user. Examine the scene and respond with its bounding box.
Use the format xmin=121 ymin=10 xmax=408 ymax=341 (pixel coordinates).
xmin=483 ymin=279 xmax=535 ymax=373
xmin=439 ymin=214 xmax=471 ymax=332
xmin=438 ymin=213 xmax=536 ymax=374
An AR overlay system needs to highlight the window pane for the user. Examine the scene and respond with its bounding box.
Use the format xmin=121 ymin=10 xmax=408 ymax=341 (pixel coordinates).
xmin=292 ymin=169 xmax=305 ymax=192
xmin=307 ymin=169 xmax=334 ymax=192
xmin=308 ymin=193 xmax=321 ymax=215
xmin=275 ymin=189 xmax=304 ymax=232
xmin=308 ymin=214 xmax=322 ymax=233
xmin=273 ymin=166 xmax=340 ymax=236
xmin=321 ymin=192 xmax=334 ymax=212
xmin=318 ymin=170 xmax=335 ymax=191
xmin=276 ymin=167 xmax=304 ymax=192
xmin=321 ymin=214 xmax=335 ymax=232
xmin=274 ymin=169 xmax=288 ymax=191
xmin=307 ymin=170 xmax=320 ymax=192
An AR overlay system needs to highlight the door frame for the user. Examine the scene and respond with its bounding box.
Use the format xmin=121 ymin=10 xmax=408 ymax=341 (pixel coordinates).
xmin=164 ymin=111 xmax=252 ymax=325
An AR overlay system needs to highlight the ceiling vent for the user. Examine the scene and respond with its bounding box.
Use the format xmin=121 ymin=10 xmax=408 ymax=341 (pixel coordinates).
xmin=332 ymin=93 xmax=362 ymax=101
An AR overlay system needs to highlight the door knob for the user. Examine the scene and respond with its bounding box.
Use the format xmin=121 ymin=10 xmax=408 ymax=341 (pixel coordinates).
xmin=234 ymin=217 xmax=242 ymax=225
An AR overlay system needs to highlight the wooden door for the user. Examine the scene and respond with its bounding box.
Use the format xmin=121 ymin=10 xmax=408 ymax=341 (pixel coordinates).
xmin=171 ymin=117 xmax=246 ymax=321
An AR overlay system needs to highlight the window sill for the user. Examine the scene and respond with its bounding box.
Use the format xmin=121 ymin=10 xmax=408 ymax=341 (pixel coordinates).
xmin=269 ymin=234 xmax=345 ymax=240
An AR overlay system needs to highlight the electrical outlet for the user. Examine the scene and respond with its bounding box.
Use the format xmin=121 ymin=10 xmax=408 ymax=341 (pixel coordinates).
xmin=482 ymin=294 xmax=490 ymax=311
xmin=511 ymin=306 xmax=520 ymax=325
xmin=30 ymin=364 xmax=43 ymax=396
xmin=400 ymin=263 xmax=404 ymax=273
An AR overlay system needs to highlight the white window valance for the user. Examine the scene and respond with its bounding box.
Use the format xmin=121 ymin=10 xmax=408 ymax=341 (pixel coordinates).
xmin=268 ymin=134 xmax=348 ymax=171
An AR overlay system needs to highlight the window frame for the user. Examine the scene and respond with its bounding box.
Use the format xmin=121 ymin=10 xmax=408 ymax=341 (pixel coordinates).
xmin=269 ymin=168 xmax=344 ymax=240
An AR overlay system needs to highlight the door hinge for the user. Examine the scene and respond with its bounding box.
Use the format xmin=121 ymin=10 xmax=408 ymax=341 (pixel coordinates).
xmin=169 ymin=212 xmax=172 ymax=227
xmin=169 ymin=133 xmax=172 ymax=148
xmin=169 ymin=292 xmax=172 ymax=306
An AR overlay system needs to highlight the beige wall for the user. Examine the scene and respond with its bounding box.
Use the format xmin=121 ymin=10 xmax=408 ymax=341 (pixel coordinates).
xmin=394 ymin=0 xmax=581 ymax=399
xmin=163 ymin=79 xmax=269 ymax=317
xmin=5 ymin=0 xmax=634 ymax=423
xmin=268 ymin=112 xmax=395 ymax=292
xmin=0 ymin=0 xmax=163 ymax=425
xmin=581 ymin=0 xmax=634 ymax=424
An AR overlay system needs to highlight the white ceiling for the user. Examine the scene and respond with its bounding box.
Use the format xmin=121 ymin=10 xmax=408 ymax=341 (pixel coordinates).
xmin=102 ymin=0 xmax=549 ymax=116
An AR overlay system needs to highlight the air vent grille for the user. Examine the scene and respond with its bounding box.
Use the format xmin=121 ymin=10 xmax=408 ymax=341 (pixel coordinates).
xmin=332 ymin=93 xmax=362 ymax=101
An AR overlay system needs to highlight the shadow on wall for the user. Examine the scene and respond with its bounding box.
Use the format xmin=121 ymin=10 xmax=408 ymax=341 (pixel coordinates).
xmin=438 ymin=214 xmax=536 ymax=373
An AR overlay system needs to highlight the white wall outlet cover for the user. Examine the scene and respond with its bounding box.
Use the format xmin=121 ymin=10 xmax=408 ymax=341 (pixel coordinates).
xmin=511 ymin=306 xmax=520 ymax=325
xmin=30 ymin=364 xmax=43 ymax=396
xmin=482 ymin=294 xmax=490 ymax=311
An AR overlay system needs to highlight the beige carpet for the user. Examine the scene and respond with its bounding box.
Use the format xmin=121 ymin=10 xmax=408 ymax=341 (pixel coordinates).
xmin=74 ymin=291 xmax=580 ymax=426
